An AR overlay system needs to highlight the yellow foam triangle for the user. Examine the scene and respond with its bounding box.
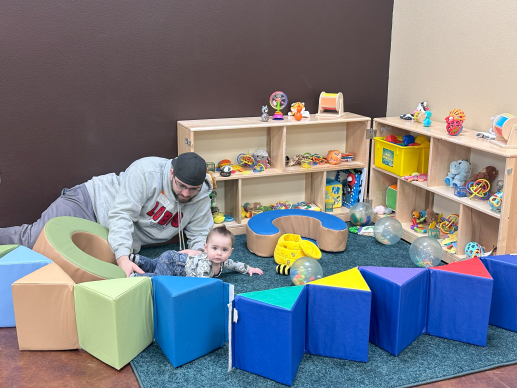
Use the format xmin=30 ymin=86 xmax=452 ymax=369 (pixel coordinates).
xmin=310 ymin=267 xmax=370 ymax=291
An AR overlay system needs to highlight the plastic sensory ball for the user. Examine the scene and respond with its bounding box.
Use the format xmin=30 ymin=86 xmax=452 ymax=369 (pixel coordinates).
xmin=290 ymin=257 xmax=323 ymax=286
xmin=349 ymin=202 xmax=374 ymax=226
xmin=489 ymin=191 xmax=503 ymax=212
xmin=409 ymin=236 xmax=443 ymax=268
xmin=465 ymin=242 xmax=484 ymax=259
xmin=374 ymin=217 xmax=403 ymax=245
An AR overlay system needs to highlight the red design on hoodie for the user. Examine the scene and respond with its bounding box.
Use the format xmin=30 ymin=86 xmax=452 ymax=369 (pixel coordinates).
xmin=170 ymin=212 xmax=183 ymax=228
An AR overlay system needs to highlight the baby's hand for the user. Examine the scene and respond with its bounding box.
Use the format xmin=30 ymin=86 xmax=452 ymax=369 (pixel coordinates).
xmin=248 ymin=267 xmax=263 ymax=276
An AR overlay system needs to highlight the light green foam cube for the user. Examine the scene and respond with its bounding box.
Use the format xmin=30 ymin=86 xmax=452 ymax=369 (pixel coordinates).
xmin=74 ymin=277 xmax=153 ymax=370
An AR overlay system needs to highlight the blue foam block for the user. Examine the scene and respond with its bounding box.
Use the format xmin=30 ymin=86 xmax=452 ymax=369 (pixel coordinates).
xmin=233 ymin=287 xmax=307 ymax=386
xmin=306 ymin=284 xmax=371 ymax=361
xmin=247 ymin=209 xmax=347 ymax=236
xmin=152 ymin=276 xmax=226 ymax=367
xmin=427 ymin=269 xmax=493 ymax=346
xmin=481 ymin=255 xmax=517 ymax=332
xmin=359 ymin=267 xmax=429 ymax=356
xmin=0 ymin=246 xmax=53 ymax=327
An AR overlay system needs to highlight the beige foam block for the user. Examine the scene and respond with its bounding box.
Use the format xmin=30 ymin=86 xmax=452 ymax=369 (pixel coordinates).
xmin=12 ymin=263 xmax=79 ymax=350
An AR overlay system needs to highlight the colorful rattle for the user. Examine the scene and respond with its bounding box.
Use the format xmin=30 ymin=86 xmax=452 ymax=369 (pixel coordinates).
xmin=445 ymin=115 xmax=463 ymax=136
xmin=237 ymin=152 xmax=257 ymax=168
xmin=439 ymin=214 xmax=459 ymax=235
xmin=467 ymin=179 xmax=490 ymax=200
xmin=253 ymin=163 xmax=265 ymax=173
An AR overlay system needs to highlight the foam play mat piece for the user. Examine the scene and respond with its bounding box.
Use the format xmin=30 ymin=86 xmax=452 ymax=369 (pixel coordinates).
xmin=481 ymin=255 xmax=517 ymax=332
xmin=12 ymin=263 xmax=79 ymax=350
xmin=359 ymin=266 xmax=429 ymax=356
xmin=307 ymin=268 xmax=371 ymax=361
xmin=310 ymin=267 xmax=370 ymax=290
xmin=74 ymin=277 xmax=153 ymax=370
xmin=0 ymin=246 xmax=53 ymax=327
xmin=246 ymin=209 xmax=348 ymax=257
xmin=33 ymin=216 xmax=126 ymax=284
xmin=0 ymin=245 xmax=19 ymax=258
xmin=152 ymin=276 xmax=226 ymax=368
xmin=428 ymin=258 xmax=493 ymax=346
xmin=234 ymin=286 xmax=306 ymax=386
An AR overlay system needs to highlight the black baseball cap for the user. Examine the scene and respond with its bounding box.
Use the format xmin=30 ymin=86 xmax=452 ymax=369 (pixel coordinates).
xmin=171 ymin=152 xmax=207 ymax=186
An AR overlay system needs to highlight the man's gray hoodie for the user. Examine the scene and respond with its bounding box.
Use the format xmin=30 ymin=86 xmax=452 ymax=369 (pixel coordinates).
xmin=84 ymin=157 xmax=213 ymax=258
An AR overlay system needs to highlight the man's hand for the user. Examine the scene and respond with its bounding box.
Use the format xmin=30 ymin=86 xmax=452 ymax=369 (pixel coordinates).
xmin=179 ymin=249 xmax=203 ymax=256
xmin=117 ymin=255 xmax=145 ymax=278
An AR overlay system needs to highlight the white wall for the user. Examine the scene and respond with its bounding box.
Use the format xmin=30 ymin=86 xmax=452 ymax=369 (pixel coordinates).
xmin=387 ymin=0 xmax=517 ymax=131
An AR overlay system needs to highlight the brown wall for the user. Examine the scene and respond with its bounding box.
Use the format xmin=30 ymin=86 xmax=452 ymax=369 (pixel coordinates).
xmin=0 ymin=1 xmax=394 ymax=227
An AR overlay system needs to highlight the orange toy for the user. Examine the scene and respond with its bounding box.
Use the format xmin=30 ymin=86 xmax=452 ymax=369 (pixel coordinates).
xmin=294 ymin=105 xmax=303 ymax=121
xmin=326 ymin=150 xmax=341 ymax=165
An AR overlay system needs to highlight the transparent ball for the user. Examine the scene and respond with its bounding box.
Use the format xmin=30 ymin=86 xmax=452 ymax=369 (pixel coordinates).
xmin=290 ymin=257 xmax=323 ymax=286
xmin=349 ymin=202 xmax=374 ymax=226
xmin=409 ymin=236 xmax=443 ymax=268
xmin=374 ymin=217 xmax=403 ymax=245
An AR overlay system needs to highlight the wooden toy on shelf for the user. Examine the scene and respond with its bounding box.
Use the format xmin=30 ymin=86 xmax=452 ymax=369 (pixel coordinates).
xmin=317 ymin=92 xmax=344 ymax=117
xmin=489 ymin=113 xmax=517 ymax=148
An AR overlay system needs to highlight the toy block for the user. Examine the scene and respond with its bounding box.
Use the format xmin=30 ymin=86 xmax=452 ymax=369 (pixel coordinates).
xmin=12 ymin=263 xmax=79 ymax=350
xmin=152 ymin=276 xmax=226 ymax=367
xmin=481 ymin=255 xmax=517 ymax=332
xmin=74 ymin=277 xmax=153 ymax=370
xmin=427 ymin=258 xmax=493 ymax=346
xmin=359 ymin=266 xmax=429 ymax=356
xmin=233 ymin=286 xmax=307 ymax=386
xmin=0 ymin=246 xmax=52 ymax=327
xmin=306 ymin=268 xmax=371 ymax=362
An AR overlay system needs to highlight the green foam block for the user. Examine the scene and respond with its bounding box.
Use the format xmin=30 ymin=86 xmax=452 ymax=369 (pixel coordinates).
xmin=0 ymin=245 xmax=19 ymax=258
xmin=74 ymin=277 xmax=154 ymax=370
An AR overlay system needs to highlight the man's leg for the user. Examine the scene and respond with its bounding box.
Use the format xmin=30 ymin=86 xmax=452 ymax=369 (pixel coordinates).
xmin=0 ymin=184 xmax=96 ymax=248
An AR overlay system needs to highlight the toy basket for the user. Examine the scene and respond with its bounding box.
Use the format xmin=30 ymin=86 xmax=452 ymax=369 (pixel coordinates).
xmin=374 ymin=137 xmax=430 ymax=177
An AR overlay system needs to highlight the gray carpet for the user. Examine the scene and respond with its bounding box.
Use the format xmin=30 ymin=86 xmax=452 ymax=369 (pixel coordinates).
xmin=131 ymin=228 xmax=517 ymax=387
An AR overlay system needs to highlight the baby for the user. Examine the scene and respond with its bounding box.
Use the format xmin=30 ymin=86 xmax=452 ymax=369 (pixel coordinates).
xmin=129 ymin=225 xmax=263 ymax=278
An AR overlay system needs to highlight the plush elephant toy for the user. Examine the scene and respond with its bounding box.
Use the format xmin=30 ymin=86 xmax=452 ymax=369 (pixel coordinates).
xmin=445 ymin=159 xmax=471 ymax=187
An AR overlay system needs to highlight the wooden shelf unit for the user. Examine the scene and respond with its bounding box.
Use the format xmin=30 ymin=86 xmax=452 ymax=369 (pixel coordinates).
xmin=371 ymin=117 xmax=517 ymax=261
xmin=177 ymin=113 xmax=371 ymax=235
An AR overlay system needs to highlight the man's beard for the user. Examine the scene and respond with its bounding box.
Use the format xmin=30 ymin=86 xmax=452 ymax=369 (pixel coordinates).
xmin=172 ymin=189 xmax=192 ymax=203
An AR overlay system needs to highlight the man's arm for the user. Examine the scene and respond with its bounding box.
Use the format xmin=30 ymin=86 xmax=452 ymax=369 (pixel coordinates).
xmin=107 ymin=164 xmax=149 ymax=274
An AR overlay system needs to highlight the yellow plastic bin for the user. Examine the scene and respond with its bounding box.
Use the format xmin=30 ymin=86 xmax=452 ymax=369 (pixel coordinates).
xmin=374 ymin=137 xmax=430 ymax=176
xmin=418 ymin=146 xmax=430 ymax=174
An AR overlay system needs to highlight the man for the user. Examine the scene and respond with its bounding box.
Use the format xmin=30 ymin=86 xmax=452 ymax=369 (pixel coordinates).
xmin=0 ymin=152 xmax=214 ymax=277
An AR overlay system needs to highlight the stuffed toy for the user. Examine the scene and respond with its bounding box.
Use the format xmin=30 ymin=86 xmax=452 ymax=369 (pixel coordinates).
xmin=444 ymin=159 xmax=471 ymax=187
xmin=467 ymin=166 xmax=498 ymax=186
xmin=425 ymin=208 xmax=439 ymax=225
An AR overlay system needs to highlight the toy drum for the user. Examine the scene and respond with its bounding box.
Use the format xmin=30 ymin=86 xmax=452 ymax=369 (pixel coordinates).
xmin=317 ymin=92 xmax=344 ymax=116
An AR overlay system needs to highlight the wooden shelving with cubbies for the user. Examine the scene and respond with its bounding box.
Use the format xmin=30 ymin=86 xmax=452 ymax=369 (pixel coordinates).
xmin=370 ymin=117 xmax=517 ymax=262
xmin=177 ymin=113 xmax=371 ymax=235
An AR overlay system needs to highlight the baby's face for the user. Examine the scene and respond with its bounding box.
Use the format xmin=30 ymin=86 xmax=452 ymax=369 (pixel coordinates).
xmin=204 ymin=234 xmax=233 ymax=265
